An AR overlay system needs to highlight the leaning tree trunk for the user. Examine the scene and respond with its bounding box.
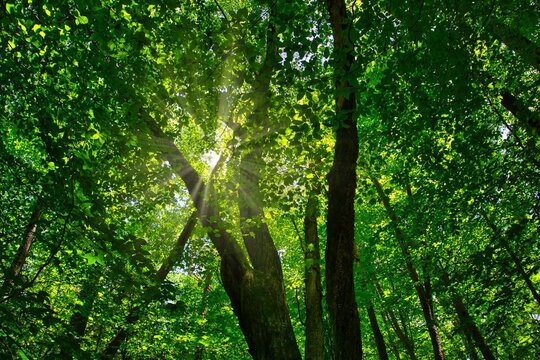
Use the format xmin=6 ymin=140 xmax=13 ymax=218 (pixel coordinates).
xmin=143 ymin=6 xmax=301 ymax=357
xmin=500 ymin=91 xmax=540 ymax=137
xmin=367 ymin=303 xmax=389 ymax=360
xmin=1 ymin=202 xmax=43 ymax=300
xmin=487 ymin=20 xmax=540 ymax=71
xmin=325 ymin=0 xmax=363 ymax=358
xmin=370 ymin=177 xmax=445 ymax=360
xmin=482 ymin=213 xmax=540 ymax=306
xmin=440 ymin=272 xmax=495 ymax=360
xmin=375 ymin=281 xmax=418 ymax=360
xmin=100 ymin=211 xmax=198 ymax=359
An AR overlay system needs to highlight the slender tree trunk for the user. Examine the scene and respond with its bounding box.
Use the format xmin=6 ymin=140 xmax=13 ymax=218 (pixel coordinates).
xmin=325 ymin=0 xmax=362 ymax=358
xmin=439 ymin=271 xmax=495 ymax=359
xmin=378 ymin=310 xmax=402 ymax=360
xmin=100 ymin=211 xmax=198 ymax=359
xmin=370 ymin=177 xmax=445 ymax=360
xmin=194 ymin=270 xmax=213 ymax=360
xmin=462 ymin=331 xmax=480 ymax=360
xmin=59 ymin=271 xmax=100 ymax=359
xmin=367 ymin=303 xmax=389 ymax=360
xmin=375 ymin=283 xmax=417 ymax=360
xmin=156 ymin=211 xmax=198 ymax=281
xmin=100 ymin=312 xmax=138 ymax=359
xmin=1 ymin=203 xmax=43 ymax=299
xmin=482 ymin=213 xmax=540 ymax=306
xmin=303 ymin=195 xmax=324 ymax=360
xmin=452 ymin=295 xmax=494 ymax=360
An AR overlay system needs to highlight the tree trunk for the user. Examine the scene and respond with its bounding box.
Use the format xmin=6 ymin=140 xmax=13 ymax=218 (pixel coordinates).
xmin=487 ymin=20 xmax=540 ymax=71
xmin=156 ymin=211 xmax=198 ymax=282
xmin=374 ymin=281 xmax=417 ymax=360
xmin=482 ymin=213 xmax=540 ymax=306
xmin=100 ymin=211 xmax=197 ymax=359
xmin=452 ymin=295 xmax=494 ymax=360
xmin=303 ymin=195 xmax=324 ymax=360
xmin=439 ymin=271 xmax=495 ymax=359
xmin=370 ymin=177 xmax=445 ymax=360
xmin=378 ymin=308 xmax=403 ymax=360
xmin=367 ymin=303 xmax=389 ymax=360
xmin=59 ymin=271 xmax=100 ymax=359
xmin=381 ymin=307 xmax=416 ymax=360
xmin=325 ymin=0 xmax=362 ymax=358
xmin=143 ymin=8 xmax=301 ymax=357
xmin=1 ymin=203 xmax=43 ymax=299
xmin=500 ymin=92 xmax=540 ymax=137
xmin=100 ymin=312 xmax=138 ymax=359
xmin=194 ymin=270 xmax=213 ymax=360
xmin=462 ymin=331 xmax=480 ymax=360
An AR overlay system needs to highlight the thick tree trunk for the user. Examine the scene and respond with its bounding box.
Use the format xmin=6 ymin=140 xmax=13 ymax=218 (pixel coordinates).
xmin=147 ymin=114 xmax=301 ymax=360
xmin=1 ymin=203 xmax=43 ymax=299
xmin=144 ymin=7 xmax=301 ymax=358
xmin=230 ymin=11 xmax=301 ymax=359
xmin=325 ymin=0 xmax=362 ymax=358
xmin=370 ymin=177 xmax=445 ymax=360
xmin=303 ymin=195 xmax=324 ymax=360
xmin=367 ymin=303 xmax=389 ymax=360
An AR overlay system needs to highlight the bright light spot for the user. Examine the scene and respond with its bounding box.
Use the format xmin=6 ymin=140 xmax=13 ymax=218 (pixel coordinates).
xmin=204 ymin=150 xmax=220 ymax=168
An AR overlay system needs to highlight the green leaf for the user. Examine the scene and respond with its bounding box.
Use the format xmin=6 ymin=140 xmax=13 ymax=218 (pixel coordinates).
xmin=18 ymin=350 xmax=30 ymax=360
xmin=77 ymin=16 xmax=89 ymax=25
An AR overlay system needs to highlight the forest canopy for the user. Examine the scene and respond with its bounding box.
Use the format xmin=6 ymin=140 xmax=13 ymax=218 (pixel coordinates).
xmin=1 ymin=0 xmax=539 ymax=359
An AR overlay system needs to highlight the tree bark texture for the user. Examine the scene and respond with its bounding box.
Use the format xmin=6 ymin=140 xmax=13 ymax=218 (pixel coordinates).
xmin=325 ymin=0 xmax=363 ymax=358
xmin=303 ymin=195 xmax=324 ymax=360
